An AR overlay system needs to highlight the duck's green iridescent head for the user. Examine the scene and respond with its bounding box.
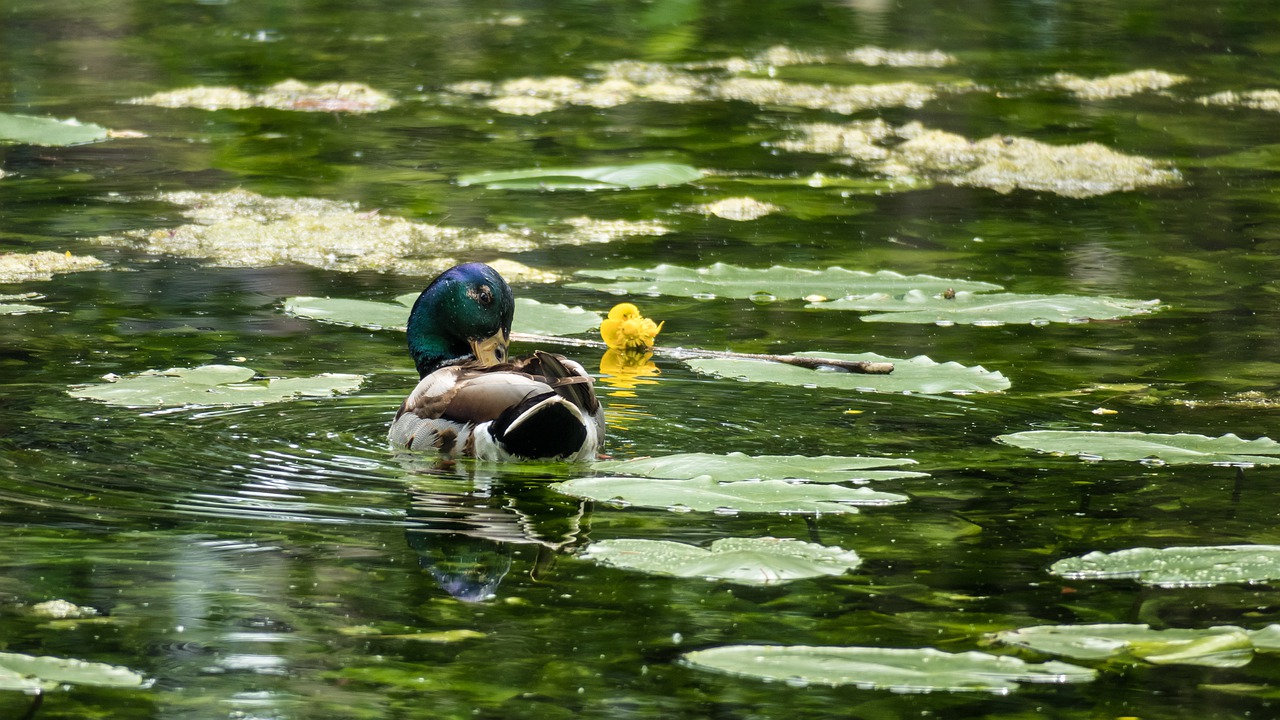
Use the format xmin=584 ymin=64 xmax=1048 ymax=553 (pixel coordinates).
xmin=406 ymin=263 xmax=514 ymax=378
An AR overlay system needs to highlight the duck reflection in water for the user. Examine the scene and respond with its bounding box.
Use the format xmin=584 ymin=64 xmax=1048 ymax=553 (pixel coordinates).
xmin=401 ymin=460 xmax=591 ymax=602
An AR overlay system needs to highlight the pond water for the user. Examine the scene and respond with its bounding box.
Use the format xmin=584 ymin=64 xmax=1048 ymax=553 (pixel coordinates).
xmin=3 ymin=0 xmax=1280 ymax=717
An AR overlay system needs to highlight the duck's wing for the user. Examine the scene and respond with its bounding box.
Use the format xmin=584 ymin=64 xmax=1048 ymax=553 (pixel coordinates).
xmin=391 ymin=367 xmax=551 ymax=453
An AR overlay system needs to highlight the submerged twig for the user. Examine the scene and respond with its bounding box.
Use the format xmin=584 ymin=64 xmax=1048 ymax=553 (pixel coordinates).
xmin=510 ymin=332 xmax=894 ymax=374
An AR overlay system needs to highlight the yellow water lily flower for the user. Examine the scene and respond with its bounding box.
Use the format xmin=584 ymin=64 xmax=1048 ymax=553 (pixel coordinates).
xmin=600 ymin=303 xmax=663 ymax=350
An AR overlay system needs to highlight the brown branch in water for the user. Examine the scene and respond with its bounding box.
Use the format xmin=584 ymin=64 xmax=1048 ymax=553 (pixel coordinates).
xmin=510 ymin=332 xmax=894 ymax=374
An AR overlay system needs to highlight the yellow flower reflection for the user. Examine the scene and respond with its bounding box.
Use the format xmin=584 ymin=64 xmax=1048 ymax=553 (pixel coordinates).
xmin=599 ymin=303 xmax=663 ymax=350
xmin=600 ymin=348 xmax=662 ymax=397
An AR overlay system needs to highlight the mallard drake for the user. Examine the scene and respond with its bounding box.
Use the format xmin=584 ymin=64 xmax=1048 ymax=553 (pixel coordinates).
xmin=389 ymin=262 xmax=604 ymax=461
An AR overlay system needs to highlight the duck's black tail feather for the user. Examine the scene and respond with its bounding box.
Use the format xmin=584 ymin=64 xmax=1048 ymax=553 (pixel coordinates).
xmin=491 ymin=391 xmax=588 ymax=459
xmin=534 ymin=350 xmax=599 ymax=413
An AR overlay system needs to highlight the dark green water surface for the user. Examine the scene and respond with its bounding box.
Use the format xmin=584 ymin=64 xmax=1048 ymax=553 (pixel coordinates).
xmin=3 ymin=1 xmax=1280 ymax=717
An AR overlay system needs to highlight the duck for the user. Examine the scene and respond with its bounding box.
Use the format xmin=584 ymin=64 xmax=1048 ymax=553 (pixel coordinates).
xmin=389 ymin=262 xmax=604 ymax=462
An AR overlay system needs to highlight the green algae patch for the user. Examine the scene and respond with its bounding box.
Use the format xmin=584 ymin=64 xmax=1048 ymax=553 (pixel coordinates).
xmin=1199 ymin=89 xmax=1280 ymax=113
xmin=130 ymin=79 xmax=396 ymax=113
xmin=92 ymin=189 xmax=568 ymax=278
xmin=0 ymin=251 xmax=104 ymax=284
xmin=1049 ymin=70 xmax=1188 ymax=100
xmin=781 ymin=120 xmax=1179 ymax=198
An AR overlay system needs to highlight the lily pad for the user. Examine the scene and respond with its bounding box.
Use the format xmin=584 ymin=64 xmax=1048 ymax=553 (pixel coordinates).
xmin=1050 ymin=545 xmax=1280 ymax=587
xmin=686 ymin=352 xmax=1010 ymax=394
xmin=68 ymin=365 xmax=364 ymax=408
xmin=553 ymin=475 xmax=908 ymax=514
xmin=811 ymin=289 xmax=1163 ymax=325
xmin=0 ymin=112 xmax=109 ymax=146
xmin=580 ymin=537 xmax=860 ymax=585
xmin=680 ymin=645 xmax=1095 ymax=693
xmin=996 ymin=431 xmax=1280 ymax=466
xmin=990 ymin=624 xmax=1264 ymax=667
xmin=283 ymin=295 xmax=601 ymax=336
xmin=594 ymin=452 xmax=926 ymax=484
xmin=571 ymin=263 xmax=1001 ymax=301
xmin=457 ymin=163 xmax=702 ymax=190
xmin=0 ymin=652 xmax=146 ymax=691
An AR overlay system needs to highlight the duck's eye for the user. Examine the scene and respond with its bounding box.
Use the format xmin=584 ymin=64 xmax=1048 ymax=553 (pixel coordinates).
xmin=476 ymin=285 xmax=493 ymax=306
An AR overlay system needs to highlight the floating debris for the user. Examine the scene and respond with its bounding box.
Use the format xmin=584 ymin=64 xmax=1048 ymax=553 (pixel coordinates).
xmin=780 ymin=120 xmax=1178 ymax=198
xmin=1199 ymin=89 xmax=1280 ymax=113
xmin=1049 ymin=70 xmax=1188 ymax=100
xmin=714 ymin=77 xmax=935 ymax=114
xmin=0 ymin=251 xmax=104 ymax=283
xmin=559 ymin=216 xmax=670 ymax=243
xmin=130 ymin=79 xmax=397 ymax=113
xmin=685 ymin=44 xmax=957 ymax=72
xmin=92 ymin=189 xmax=646 ymax=277
xmin=698 ymin=197 xmax=780 ymax=221
xmin=446 ymin=53 xmax=946 ymax=116
xmin=31 ymin=599 xmax=98 ymax=619
xmin=1175 ymin=391 xmax=1280 ymax=410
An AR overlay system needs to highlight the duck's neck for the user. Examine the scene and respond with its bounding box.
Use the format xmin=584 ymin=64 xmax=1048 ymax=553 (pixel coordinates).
xmin=407 ymin=308 xmax=469 ymax=379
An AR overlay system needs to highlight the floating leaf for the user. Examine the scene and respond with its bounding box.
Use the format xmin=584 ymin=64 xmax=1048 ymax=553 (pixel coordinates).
xmin=283 ymin=295 xmax=601 ymax=336
xmin=996 ymin=431 xmax=1280 ymax=466
xmin=0 ymin=302 xmax=44 ymax=315
xmin=68 ymin=365 xmax=364 ymax=408
xmin=687 ymin=352 xmax=1009 ymax=394
xmin=580 ymin=537 xmax=860 ymax=585
xmin=457 ymin=163 xmax=702 ymax=190
xmin=811 ymin=290 xmax=1163 ymax=325
xmin=571 ymin=263 xmax=1001 ymax=300
xmin=553 ymin=475 xmax=907 ymax=514
xmin=1050 ymin=545 xmax=1280 ymax=587
xmin=990 ymin=624 xmax=1259 ymax=667
xmin=284 ymin=296 xmax=409 ymax=330
xmin=0 ymin=112 xmax=110 ymax=146
xmin=595 ymin=452 xmax=926 ymax=484
xmin=681 ymin=645 xmax=1094 ymax=693
xmin=0 ymin=652 xmax=146 ymax=691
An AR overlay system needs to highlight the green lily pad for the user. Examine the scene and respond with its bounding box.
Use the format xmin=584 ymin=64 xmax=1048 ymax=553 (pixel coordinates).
xmin=571 ymin=263 xmax=1001 ymax=300
xmin=68 ymin=365 xmax=364 ymax=408
xmin=0 ymin=112 xmax=110 ymax=146
xmin=457 ymin=162 xmax=702 ymax=190
xmin=990 ymin=624 xmax=1262 ymax=667
xmin=686 ymin=352 xmax=1010 ymax=394
xmin=0 ymin=303 xmax=44 ymax=315
xmin=1050 ymin=545 xmax=1280 ymax=587
xmin=283 ymin=295 xmax=601 ymax=337
xmin=580 ymin=537 xmax=861 ymax=585
xmin=553 ymin=475 xmax=908 ymax=514
xmin=680 ymin=645 xmax=1095 ymax=693
xmin=811 ymin=290 xmax=1163 ymax=325
xmin=594 ymin=452 xmax=926 ymax=484
xmin=0 ymin=652 xmax=147 ymax=691
xmin=996 ymin=431 xmax=1280 ymax=466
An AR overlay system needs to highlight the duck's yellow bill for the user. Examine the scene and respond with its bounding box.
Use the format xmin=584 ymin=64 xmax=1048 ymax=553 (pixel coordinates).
xmin=470 ymin=331 xmax=509 ymax=366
